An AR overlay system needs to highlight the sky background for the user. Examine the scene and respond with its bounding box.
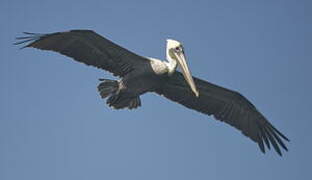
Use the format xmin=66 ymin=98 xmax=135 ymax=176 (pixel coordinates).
xmin=0 ymin=0 xmax=311 ymax=180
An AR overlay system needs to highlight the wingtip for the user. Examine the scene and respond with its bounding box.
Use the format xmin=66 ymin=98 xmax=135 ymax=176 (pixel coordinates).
xmin=269 ymin=124 xmax=290 ymax=142
xmin=259 ymin=146 xmax=265 ymax=154
xmin=22 ymin=32 xmax=42 ymax=35
xmin=13 ymin=42 xmax=28 ymax=49
xmin=274 ymin=145 xmax=283 ymax=156
xmin=14 ymin=32 xmax=44 ymax=49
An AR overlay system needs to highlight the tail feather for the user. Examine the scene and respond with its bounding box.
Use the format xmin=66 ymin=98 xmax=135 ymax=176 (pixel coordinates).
xmin=97 ymin=79 xmax=118 ymax=98
xmin=111 ymin=98 xmax=130 ymax=109
xmin=129 ymin=97 xmax=141 ymax=109
xmin=98 ymin=78 xmax=141 ymax=110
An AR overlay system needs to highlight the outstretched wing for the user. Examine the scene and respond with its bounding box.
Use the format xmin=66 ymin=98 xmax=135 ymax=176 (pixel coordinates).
xmin=15 ymin=30 xmax=149 ymax=77
xmin=156 ymin=71 xmax=289 ymax=156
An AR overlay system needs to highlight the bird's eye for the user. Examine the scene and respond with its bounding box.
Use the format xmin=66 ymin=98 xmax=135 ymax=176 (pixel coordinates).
xmin=175 ymin=47 xmax=180 ymax=51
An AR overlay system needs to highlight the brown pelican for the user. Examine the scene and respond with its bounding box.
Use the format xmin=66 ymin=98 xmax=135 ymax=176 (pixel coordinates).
xmin=15 ymin=30 xmax=289 ymax=156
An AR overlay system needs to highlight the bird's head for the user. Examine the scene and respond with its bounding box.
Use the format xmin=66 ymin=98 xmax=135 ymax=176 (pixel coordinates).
xmin=166 ymin=39 xmax=199 ymax=97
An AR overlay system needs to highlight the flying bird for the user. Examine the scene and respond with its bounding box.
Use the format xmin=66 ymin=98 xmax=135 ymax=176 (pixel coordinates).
xmin=15 ymin=30 xmax=289 ymax=156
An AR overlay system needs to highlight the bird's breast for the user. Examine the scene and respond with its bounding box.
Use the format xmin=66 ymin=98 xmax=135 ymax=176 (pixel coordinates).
xmin=148 ymin=58 xmax=168 ymax=75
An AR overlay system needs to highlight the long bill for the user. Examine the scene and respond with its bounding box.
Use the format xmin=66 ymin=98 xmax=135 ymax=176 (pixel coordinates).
xmin=174 ymin=51 xmax=199 ymax=97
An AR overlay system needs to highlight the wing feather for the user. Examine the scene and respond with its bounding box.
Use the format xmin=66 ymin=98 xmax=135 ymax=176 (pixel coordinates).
xmin=156 ymin=71 xmax=289 ymax=155
xmin=15 ymin=30 xmax=148 ymax=77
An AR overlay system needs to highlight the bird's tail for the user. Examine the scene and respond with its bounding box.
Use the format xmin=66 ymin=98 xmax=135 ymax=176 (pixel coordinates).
xmin=97 ymin=79 xmax=141 ymax=110
xmin=97 ymin=79 xmax=119 ymax=99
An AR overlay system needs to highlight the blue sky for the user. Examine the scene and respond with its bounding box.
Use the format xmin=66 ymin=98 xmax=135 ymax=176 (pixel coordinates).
xmin=0 ymin=0 xmax=311 ymax=180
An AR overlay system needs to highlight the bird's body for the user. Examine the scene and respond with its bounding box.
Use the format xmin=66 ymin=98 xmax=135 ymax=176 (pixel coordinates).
xmin=15 ymin=29 xmax=289 ymax=156
xmin=125 ymin=58 xmax=168 ymax=93
xmin=102 ymin=58 xmax=168 ymax=109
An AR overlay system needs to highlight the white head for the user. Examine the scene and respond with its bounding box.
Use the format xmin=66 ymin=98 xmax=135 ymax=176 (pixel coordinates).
xmin=165 ymin=39 xmax=199 ymax=97
xmin=166 ymin=39 xmax=182 ymax=49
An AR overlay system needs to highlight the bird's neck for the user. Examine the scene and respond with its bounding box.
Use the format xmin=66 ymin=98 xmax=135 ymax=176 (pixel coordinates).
xmin=166 ymin=48 xmax=177 ymax=76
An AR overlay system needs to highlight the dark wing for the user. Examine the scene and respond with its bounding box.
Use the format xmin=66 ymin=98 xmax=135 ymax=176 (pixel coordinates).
xmin=156 ymin=72 xmax=289 ymax=156
xmin=15 ymin=30 xmax=149 ymax=77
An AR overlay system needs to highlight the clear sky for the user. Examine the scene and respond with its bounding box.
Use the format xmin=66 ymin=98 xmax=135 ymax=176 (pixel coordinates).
xmin=1 ymin=0 xmax=311 ymax=180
